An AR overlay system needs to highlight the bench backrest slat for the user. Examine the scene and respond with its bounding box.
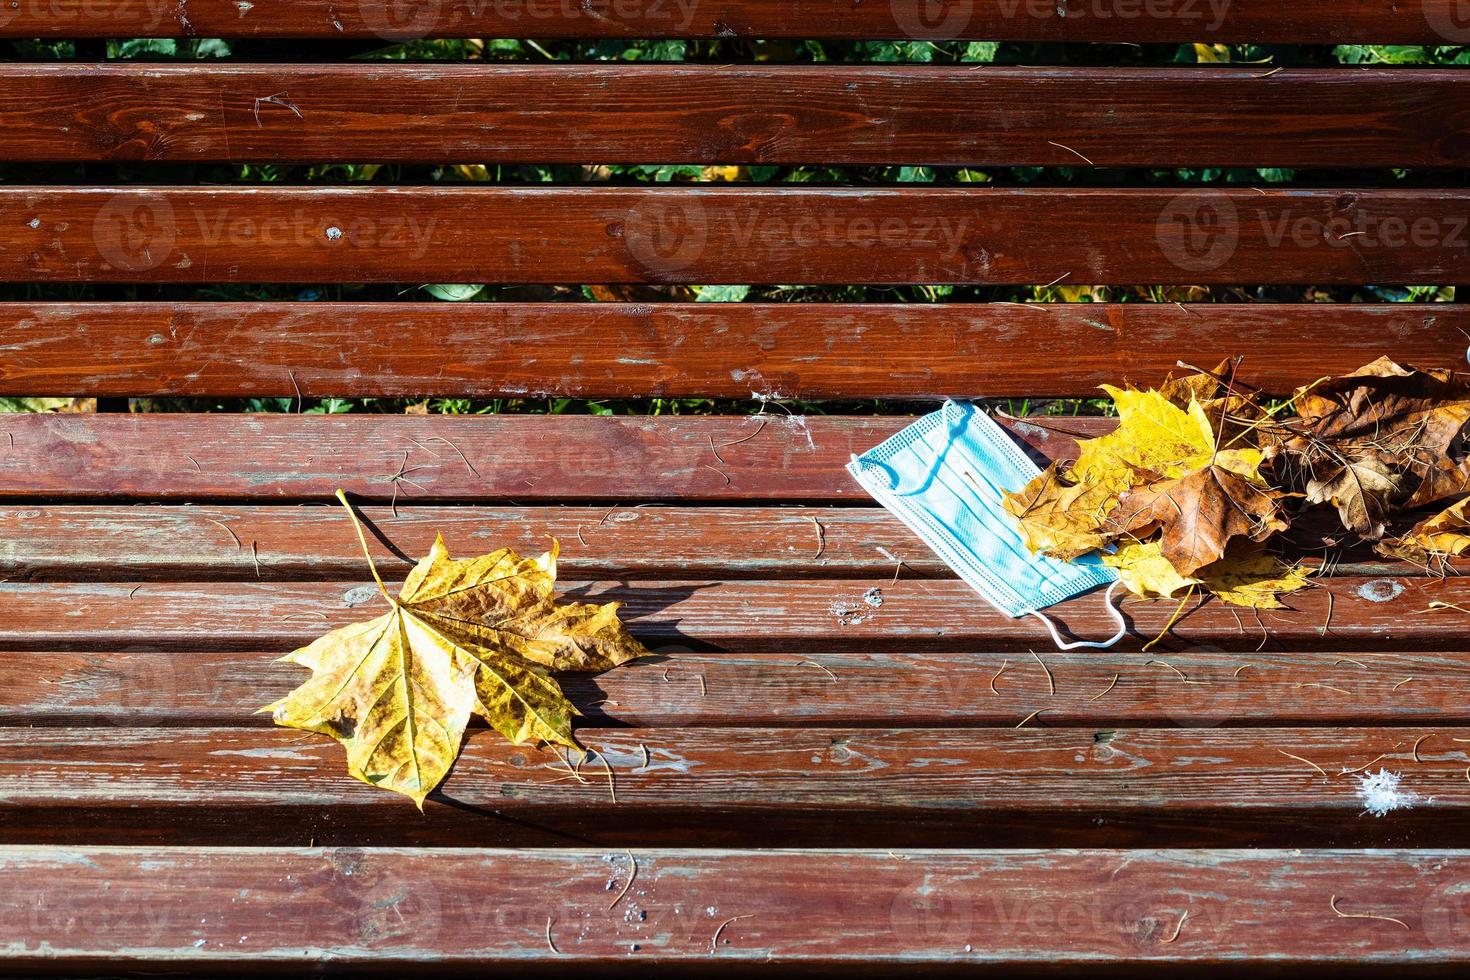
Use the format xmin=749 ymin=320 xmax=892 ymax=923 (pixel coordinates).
xmin=4 ymin=65 xmax=1466 ymax=168
xmin=1 ymin=0 xmax=1462 ymax=44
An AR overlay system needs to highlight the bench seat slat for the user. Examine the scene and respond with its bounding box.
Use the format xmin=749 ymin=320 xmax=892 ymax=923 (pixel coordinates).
xmin=0 ymin=726 xmax=1464 ymax=846
xmin=6 ymin=65 xmax=1466 ymax=168
xmin=0 ymin=575 xmax=1453 ymax=653
xmin=7 ymin=647 xmax=1469 ymax=728
xmin=7 ymin=187 xmax=1468 ymax=285
xmin=0 ymin=0 xmax=1458 ymax=43
xmin=7 ymin=846 xmax=1469 ymax=969
xmin=0 ymin=412 xmax=989 ymax=501
xmin=3 ymin=302 xmax=1463 ymax=400
xmin=0 ymin=504 xmax=1418 ymax=582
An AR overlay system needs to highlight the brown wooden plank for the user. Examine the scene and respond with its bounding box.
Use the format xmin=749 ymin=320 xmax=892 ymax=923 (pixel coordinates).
xmin=3 ymin=302 xmax=1465 ymax=399
xmin=0 ymin=505 xmax=947 ymax=580
xmin=0 ymin=0 xmax=1459 ymax=43
xmin=8 ymin=848 xmax=1470 ymax=971
xmin=0 ymin=726 xmax=1466 ymax=846
xmin=7 ymin=187 xmax=1467 ymax=285
xmin=0 ymin=573 xmax=1458 ymax=653
xmin=7 ymin=647 xmax=1469 ymax=728
xmin=0 ymin=503 xmax=1422 ymax=582
xmin=0 ymin=412 xmax=943 ymax=502
xmin=5 ymin=65 xmax=1466 ymax=168
xmin=8 ymin=848 xmax=1470 ymax=972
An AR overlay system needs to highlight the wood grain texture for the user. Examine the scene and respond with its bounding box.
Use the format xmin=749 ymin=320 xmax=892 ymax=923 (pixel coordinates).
xmin=3 ymin=302 xmax=1465 ymax=399
xmin=7 ymin=647 xmax=1469 ymax=728
xmin=7 ymin=186 xmax=1468 ymax=285
xmin=0 ymin=573 xmax=1458 ymax=653
xmin=0 ymin=412 xmax=950 ymax=501
xmin=0 ymin=503 xmax=1419 ymax=582
xmin=1 ymin=726 xmax=1466 ymax=846
xmin=5 ymin=65 xmax=1467 ymax=168
xmin=0 ymin=0 xmax=1459 ymax=43
xmin=6 ymin=847 xmax=1470 ymax=971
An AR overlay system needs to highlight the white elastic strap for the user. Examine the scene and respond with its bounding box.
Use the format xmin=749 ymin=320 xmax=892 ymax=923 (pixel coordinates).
xmin=1025 ymin=581 xmax=1126 ymax=651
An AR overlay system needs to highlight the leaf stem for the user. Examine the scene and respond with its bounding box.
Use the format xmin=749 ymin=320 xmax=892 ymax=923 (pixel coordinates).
xmin=335 ymin=488 xmax=395 ymax=605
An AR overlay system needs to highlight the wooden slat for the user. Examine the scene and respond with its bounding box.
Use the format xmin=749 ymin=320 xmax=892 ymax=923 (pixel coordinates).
xmin=5 ymin=65 xmax=1466 ymax=168
xmin=0 ymin=574 xmax=1457 ymax=653
xmin=0 ymin=0 xmax=1459 ymax=43
xmin=5 ymin=847 xmax=1470 ymax=970
xmin=7 ymin=187 xmax=1467 ymax=285
xmin=3 ymin=302 xmax=1464 ymax=399
xmin=0 ymin=726 xmax=1464 ymax=846
xmin=0 ymin=504 xmax=1418 ymax=582
xmin=7 ymin=647 xmax=1468 ymax=728
xmin=0 ymin=413 xmax=943 ymax=501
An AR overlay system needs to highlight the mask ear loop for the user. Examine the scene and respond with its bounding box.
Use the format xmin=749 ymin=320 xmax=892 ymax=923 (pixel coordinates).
xmin=1025 ymin=581 xmax=1126 ymax=651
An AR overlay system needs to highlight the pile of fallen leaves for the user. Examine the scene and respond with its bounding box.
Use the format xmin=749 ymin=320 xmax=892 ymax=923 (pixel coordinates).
xmin=268 ymin=490 xmax=647 ymax=807
xmin=1004 ymin=357 xmax=1470 ymax=608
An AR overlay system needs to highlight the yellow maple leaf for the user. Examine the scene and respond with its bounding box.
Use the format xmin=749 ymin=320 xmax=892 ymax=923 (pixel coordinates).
xmin=1101 ymin=539 xmax=1201 ymax=599
xmin=1071 ymin=386 xmax=1264 ymax=497
xmin=1196 ymin=541 xmax=1312 ymax=609
xmin=1003 ymin=462 xmax=1117 ymax=560
xmin=265 ymin=490 xmax=648 ymax=807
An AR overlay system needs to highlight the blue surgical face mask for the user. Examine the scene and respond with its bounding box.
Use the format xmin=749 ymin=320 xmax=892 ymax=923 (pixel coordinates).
xmin=848 ymin=400 xmax=1124 ymax=650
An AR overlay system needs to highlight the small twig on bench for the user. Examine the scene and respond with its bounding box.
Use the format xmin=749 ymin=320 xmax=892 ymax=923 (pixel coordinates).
xmin=710 ymin=914 xmax=754 ymax=954
xmin=288 ymin=369 xmax=303 ymax=413
xmin=989 ymin=658 xmax=1010 ymax=696
xmin=250 ymin=540 xmax=263 ymax=580
xmin=415 ymin=435 xmax=479 ymax=477
xmin=1088 ymin=673 xmax=1119 ymax=702
xmin=1277 ymin=749 xmax=1328 ymax=779
xmin=796 ymin=659 xmax=837 ymax=682
xmin=205 ymin=518 xmax=243 ymax=551
xmin=545 ymin=916 xmax=560 ymax=954
xmin=608 ymin=851 xmax=637 ymax=911
xmin=584 ymin=747 xmax=617 ymax=804
xmin=1393 ymin=677 xmax=1415 ymax=691
xmin=252 ymin=91 xmax=303 ymax=127
xmin=1015 ymin=707 xmax=1045 ymax=728
xmin=701 ymin=463 xmax=732 ymax=487
xmin=714 ymin=417 xmax=769 ymax=455
xmin=184 ymin=454 xmax=202 ymax=473
xmin=1412 ymin=733 xmax=1434 ymax=763
xmin=1046 ymin=140 xmax=1094 ymax=165
xmin=806 ymin=516 xmax=826 ymax=559
xmin=1158 ymin=909 xmax=1190 ymax=945
xmin=1329 ymin=895 xmax=1409 ymax=931
xmin=1030 ymin=650 xmax=1055 ymax=696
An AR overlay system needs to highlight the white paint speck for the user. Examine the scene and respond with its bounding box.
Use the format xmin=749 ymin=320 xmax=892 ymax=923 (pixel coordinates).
xmin=324 ymin=226 xmax=344 ymax=241
xmin=1356 ymin=768 xmax=1417 ymax=817
xmin=863 ymin=587 xmax=884 ymax=608
xmin=26 ymin=218 xmax=39 ymax=229
xmin=1357 ymin=579 xmax=1404 ymax=603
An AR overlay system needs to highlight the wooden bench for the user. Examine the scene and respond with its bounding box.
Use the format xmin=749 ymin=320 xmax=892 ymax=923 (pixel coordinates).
xmin=4 ymin=3 xmax=1470 ymax=973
